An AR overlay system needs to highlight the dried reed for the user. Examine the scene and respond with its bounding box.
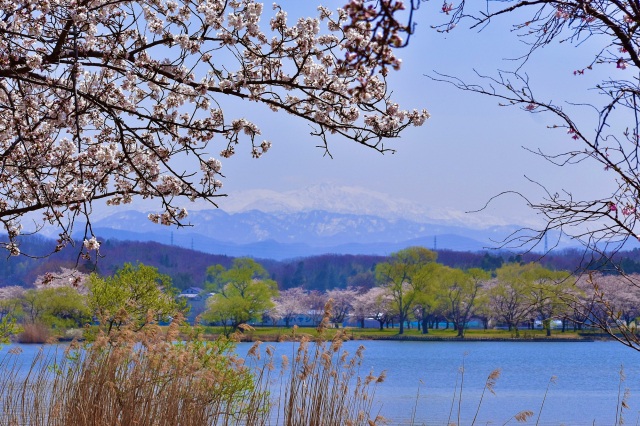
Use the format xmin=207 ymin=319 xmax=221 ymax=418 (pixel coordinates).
xmin=0 ymin=304 xmax=387 ymax=426
xmin=17 ymin=323 xmax=51 ymax=345
xmin=0 ymin=315 xmax=264 ymax=426
xmin=273 ymin=299 xmax=386 ymax=426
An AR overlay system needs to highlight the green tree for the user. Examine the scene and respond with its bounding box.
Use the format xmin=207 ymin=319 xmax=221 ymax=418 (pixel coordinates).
xmin=21 ymin=287 xmax=89 ymax=329
xmin=439 ymin=267 xmax=490 ymax=338
xmin=489 ymin=263 xmax=538 ymax=337
xmin=489 ymin=263 xmax=570 ymax=337
xmin=0 ymin=287 xmax=24 ymax=323
xmin=203 ymin=258 xmax=278 ymax=333
xmin=522 ymin=264 xmax=573 ymax=337
xmin=375 ymin=247 xmax=438 ymax=335
xmin=0 ymin=289 xmax=21 ymax=342
xmin=412 ymin=262 xmax=444 ymax=335
xmin=88 ymin=263 xmax=186 ymax=334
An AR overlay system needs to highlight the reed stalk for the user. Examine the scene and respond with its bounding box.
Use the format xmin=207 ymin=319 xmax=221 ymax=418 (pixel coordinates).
xmin=0 ymin=304 xmax=387 ymax=426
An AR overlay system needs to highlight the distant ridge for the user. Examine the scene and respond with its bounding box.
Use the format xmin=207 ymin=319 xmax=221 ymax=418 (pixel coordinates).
xmin=90 ymin=208 xmax=549 ymax=260
xmin=92 ymin=227 xmax=492 ymax=260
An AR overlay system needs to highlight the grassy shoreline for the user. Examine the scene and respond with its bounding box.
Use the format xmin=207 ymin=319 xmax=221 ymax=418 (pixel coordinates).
xmin=199 ymin=326 xmax=610 ymax=343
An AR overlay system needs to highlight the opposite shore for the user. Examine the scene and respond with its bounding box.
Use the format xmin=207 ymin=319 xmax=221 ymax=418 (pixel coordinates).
xmin=201 ymin=326 xmax=616 ymax=343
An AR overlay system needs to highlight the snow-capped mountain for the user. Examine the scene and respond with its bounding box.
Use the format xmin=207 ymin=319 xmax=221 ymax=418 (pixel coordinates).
xmin=79 ymin=184 xmax=562 ymax=259
xmin=185 ymin=183 xmax=525 ymax=228
xmin=91 ymin=208 xmax=534 ymax=260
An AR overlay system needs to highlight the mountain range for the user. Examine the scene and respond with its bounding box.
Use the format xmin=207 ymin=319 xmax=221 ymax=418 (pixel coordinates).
xmin=92 ymin=210 xmax=513 ymax=260
xmin=84 ymin=184 xmax=557 ymax=260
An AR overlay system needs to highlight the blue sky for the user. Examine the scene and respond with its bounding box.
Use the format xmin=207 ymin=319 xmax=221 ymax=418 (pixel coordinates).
xmin=86 ymin=1 xmax=626 ymax=232
xmin=201 ymin=0 xmax=625 ymax=229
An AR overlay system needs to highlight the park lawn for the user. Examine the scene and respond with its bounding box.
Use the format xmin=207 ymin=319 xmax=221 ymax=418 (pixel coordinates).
xmin=343 ymin=327 xmax=586 ymax=340
xmin=199 ymin=325 xmax=590 ymax=341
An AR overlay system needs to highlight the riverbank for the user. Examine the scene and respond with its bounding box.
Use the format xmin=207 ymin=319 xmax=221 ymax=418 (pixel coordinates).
xmin=200 ymin=326 xmax=610 ymax=343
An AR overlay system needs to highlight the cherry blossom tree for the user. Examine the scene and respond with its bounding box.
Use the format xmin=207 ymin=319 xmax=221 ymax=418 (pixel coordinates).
xmin=427 ymin=1 xmax=640 ymax=256
xmin=572 ymin=272 xmax=640 ymax=349
xmin=326 ymin=286 xmax=360 ymax=327
xmin=304 ymin=289 xmax=328 ymax=327
xmin=33 ymin=267 xmax=89 ymax=294
xmin=272 ymin=286 xmax=307 ymax=327
xmin=351 ymin=285 xmax=393 ymax=329
xmin=0 ymin=0 xmax=428 ymax=257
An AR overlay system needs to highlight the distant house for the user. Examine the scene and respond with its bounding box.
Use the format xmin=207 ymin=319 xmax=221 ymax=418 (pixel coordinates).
xmin=178 ymin=287 xmax=213 ymax=324
xmin=178 ymin=287 xmax=204 ymax=301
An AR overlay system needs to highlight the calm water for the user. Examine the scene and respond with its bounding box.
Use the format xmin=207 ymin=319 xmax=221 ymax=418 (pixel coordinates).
xmin=237 ymin=340 xmax=640 ymax=425
xmin=4 ymin=341 xmax=640 ymax=425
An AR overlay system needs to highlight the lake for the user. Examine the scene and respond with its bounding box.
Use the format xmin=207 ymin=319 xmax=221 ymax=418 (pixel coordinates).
xmin=3 ymin=340 xmax=640 ymax=425
xmin=236 ymin=339 xmax=640 ymax=426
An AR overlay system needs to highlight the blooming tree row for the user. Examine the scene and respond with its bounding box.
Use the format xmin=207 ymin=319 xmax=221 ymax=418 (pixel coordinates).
xmin=573 ymin=272 xmax=640 ymax=350
xmin=266 ymin=250 xmax=640 ymax=341
xmin=6 ymin=254 xmax=640 ymax=344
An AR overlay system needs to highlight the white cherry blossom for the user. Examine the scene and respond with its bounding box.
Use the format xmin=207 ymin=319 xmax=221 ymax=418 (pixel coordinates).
xmin=0 ymin=0 xmax=426 ymax=256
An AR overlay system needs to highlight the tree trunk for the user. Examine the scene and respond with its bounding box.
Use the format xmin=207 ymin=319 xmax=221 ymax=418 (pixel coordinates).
xmin=421 ymin=317 xmax=429 ymax=334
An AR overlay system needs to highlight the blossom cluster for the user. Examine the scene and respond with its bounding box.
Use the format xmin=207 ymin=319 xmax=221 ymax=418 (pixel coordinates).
xmin=0 ymin=0 xmax=427 ymax=255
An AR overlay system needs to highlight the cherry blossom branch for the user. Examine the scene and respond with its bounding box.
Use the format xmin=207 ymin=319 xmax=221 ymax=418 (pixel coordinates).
xmin=0 ymin=0 xmax=429 ymax=257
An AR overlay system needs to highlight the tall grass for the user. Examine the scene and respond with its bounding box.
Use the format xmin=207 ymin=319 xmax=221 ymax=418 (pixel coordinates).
xmin=253 ymin=300 xmax=386 ymax=425
xmin=0 ymin=315 xmax=264 ymax=425
xmin=16 ymin=323 xmax=51 ymax=344
xmin=274 ymin=335 xmax=385 ymax=425
xmin=0 ymin=305 xmax=387 ymax=426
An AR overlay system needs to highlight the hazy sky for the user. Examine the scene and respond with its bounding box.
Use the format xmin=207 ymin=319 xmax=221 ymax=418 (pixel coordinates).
xmin=196 ymin=0 xmax=623 ymax=229
xmin=90 ymin=1 xmax=626 ymax=231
